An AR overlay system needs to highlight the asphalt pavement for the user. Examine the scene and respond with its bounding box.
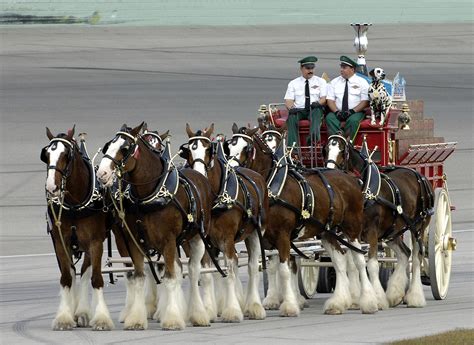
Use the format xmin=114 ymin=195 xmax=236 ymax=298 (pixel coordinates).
xmin=0 ymin=23 xmax=473 ymax=344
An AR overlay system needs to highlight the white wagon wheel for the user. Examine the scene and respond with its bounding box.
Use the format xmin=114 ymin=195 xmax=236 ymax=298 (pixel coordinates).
xmin=427 ymin=187 xmax=456 ymax=300
xmin=297 ymin=257 xmax=319 ymax=298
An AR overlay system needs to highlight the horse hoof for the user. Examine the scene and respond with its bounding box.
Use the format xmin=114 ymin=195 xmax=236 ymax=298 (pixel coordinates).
xmin=189 ymin=314 xmax=211 ymax=327
xmin=262 ymin=297 xmax=280 ymax=310
xmin=92 ymin=321 xmax=114 ymax=331
xmin=161 ymin=321 xmax=185 ymax=330
xmin=279 ymin=302 xmax=299 ymax=317
xmin=220 ymin=308 xmax=243 ymax=323
xmin=245 ymin=303 xmax=266 ymax=320
xmin=324 ymin=308 xmax=343 ymax=315
xmin=75 ymin=314 xmax=90 ymax=327
xmin=52 ymin=315 xmax=76 ymax=331
xmin=124 ymin=323 xmax=146 ymax=330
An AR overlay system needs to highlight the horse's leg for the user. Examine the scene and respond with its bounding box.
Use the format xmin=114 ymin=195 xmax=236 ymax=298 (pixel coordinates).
xmin=187 ymin=235 xmax=210 ymax=326
xmin=386 ymin=237 xmax=409 ymax=307
xmin=144 ymin=265 xmax=158 ymax=319
xmin=345 ymin=251 xmax=361 ymax=309
xmin=112 ymin=228 xmax=136 ymax=323
xmin=348 ymin=239 xmax=378 ymax=314
xmin=51 ymin=241 xmax=76 ymax=330
xmin=262 ymin=254 xmax=280 ymax=310
xmin=233 ymin=257 xmax=245 ymax=311
xmin=220 ymin=244 xmax=244 ymax=323
xmin=123 ymin=246 xmax=147 ymax=330
xmin=321 ymin=238 xmax=351 ymax=315
xmin=89 ymin=240 xmax=114 ymax=331
xmin=290 ymin=255 xmax=308 ymax=309
xmin=366 ymin=228 xmax=389 ymax=310
xmin=277 ymin=237 xmax=299 ymax=317
xmin=243 ymin=231 xmax=266 ymax=320
xmin=158 ymin=245 xmax=187 ymax=330
xmin=404 ymin=233 xmax=426 ymax=307
xmin=75 ymin=256 xmax=92 ymax=327
xmin=200 ymin=253 xmax=218 ymax=321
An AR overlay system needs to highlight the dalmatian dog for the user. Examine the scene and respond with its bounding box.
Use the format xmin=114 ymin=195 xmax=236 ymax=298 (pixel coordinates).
xmin=368 ymin=67 xmax=392 ymax=126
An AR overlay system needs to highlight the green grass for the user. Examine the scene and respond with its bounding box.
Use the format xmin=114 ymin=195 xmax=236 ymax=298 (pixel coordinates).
xmin=388 ymin=328 xmax=474 ymax=345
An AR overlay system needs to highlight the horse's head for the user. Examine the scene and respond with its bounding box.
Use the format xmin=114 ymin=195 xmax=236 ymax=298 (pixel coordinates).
xmin=181 ymin=123 xmax=214 ymax=176
xmin=227 ymin=123 xmax=259 ymax=167
xmin=142 ymin=122 xmax=169 ymax=152
xmin=259 ymin=122 xmax=286 ymax=153
xmin=325 ymin=134 xmax=349 ymax=170
xmin=97 ymin=122 xmax=144 ymax=187
xmin=40 ymin=126 xmax=76 ymax=196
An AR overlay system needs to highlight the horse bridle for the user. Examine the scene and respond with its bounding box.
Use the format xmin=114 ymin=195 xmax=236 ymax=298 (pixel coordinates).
xmin=41 ymin=137 xmax=75 ymax=179
xmin=102 ymin=130 xmax=138 ymax=171
xmin=227 ymin=133 xmax=255 ymax=167
xmin=326 ymin=134 xmax=349 ymax=170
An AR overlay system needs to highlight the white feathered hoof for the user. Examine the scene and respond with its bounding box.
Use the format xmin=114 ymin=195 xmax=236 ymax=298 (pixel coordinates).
xmin=146 ymin=303 xmax=157 ymax=320
xmin=386 ymin=287 xmax=405 ymax=307
xmin=123 ymin=317 xmax=147 ymax=330
xmin=360 ymin=298 xmax=378 ymax=314
xmin=245 ymin=303 xmax=266 ymax=320
xmin=52 ymin=313 xmax=76 ymax=331
xmin=323 ymin=297 xmax=346 ymax=315
xmin=205 ymin=305 xmax=217 ymax=323
xmin=377 ymin=295 xmax=390 ymax=310
xmin=90 ymin=315 xmax=114 ymax=331
xmin=161 ymin=313 xmax=186 ymax=330
xmin=118 ymin=307 xmax=129 ymax=323
xmin=298 ymin=295 xmax=309 ymax=310
xmin=220 ymin=307 xmax=244 ymax=323
xmin=348 ymin=303 xmax=360 ymax=310
xmin=404 ymin=289 xmax=426 ymax=308
xmin=279 ymin=301 xmax=300 ymax=317
xmin=75 ymin=312 xmax=90 ymax=327
xmin=262 ymin=296 xmax=280 ymax=310
xmin=189 ymin=312 xmax=211 ymax=327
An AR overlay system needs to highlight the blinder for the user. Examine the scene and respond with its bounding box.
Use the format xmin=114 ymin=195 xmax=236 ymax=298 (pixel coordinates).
xmin=179 ymin=143 xmax=190 ymax=161
xmin=40 ymin=146 xmax=48 ymax=163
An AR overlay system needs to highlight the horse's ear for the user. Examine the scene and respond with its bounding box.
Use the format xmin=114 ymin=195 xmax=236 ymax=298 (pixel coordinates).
xmin=160 ymin=130 xmax=170 ymax=141
xmin=232 ymin=123 xmax=239 ymax=134
xmin=66 ymin=125 xmax=75 ymax=140
xmin=204 ymin=123 xmax=214 ymax=138
xmin=131 ymin=122 xmax=144 ymax=137
xmin=120 ymin=123 xmax=128 ymax=131
xmin=142 ymin=122 xmax=148 ymax=132
xmin=185 ymin=123 xmax=194 ymax=138
xmin=46 ymin=127 xmax=54 ymax=140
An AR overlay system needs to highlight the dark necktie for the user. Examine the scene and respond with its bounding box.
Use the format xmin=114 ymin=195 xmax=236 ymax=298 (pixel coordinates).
xmin=305 ymin=79 xmax=310 ymax=111
xmin=342 ymin=79 xmax=349 ymax=112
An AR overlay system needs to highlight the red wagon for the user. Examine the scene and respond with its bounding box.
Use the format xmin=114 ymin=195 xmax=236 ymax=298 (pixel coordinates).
xmin=262 ymin=97 xmax=457 ymax=300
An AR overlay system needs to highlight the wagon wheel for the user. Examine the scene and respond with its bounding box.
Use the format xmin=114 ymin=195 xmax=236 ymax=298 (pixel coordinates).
xmin=297 ymin=258 xmax=319 ymax=298
xmin=428 ymin=187 xmax=456 ymax=300
xmin=316 ymin=260 xmax=336 ymax=293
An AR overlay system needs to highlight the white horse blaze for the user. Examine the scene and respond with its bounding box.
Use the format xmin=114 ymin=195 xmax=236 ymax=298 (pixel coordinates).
xmin=46 ymin=142 xmax=66 ymax=194
xmin=190 ymin=140 xmax=208 ymax=176
xmin=326 ymin=139 xmax=341 ymax=169
xmin=97 ymin=137 xmax=126 ymax=186
xmin=228 ymin=137 xmax=248 ymax=167
xmin=264 ymin=136 xmax=278 ymax=152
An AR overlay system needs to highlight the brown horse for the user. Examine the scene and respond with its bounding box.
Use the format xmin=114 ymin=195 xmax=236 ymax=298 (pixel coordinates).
xmin=182 ymin=123 xmax=269 ymax=322
xmin=109 ymin=124 xmax=170 ymax=321
xmin=325 ymin=135 xmax=434 ymax=308
xmin=227 ymin=124 xmax=379 ymax=315
xmin=98 ymin=122 xmax=214 ymax=330
xmin=41 ymin=126 xmax=114 ymax=330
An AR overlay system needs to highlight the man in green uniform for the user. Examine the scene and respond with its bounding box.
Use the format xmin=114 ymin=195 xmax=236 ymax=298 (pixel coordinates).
xmin=284 ymin=56 xmax=327 ymax=146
